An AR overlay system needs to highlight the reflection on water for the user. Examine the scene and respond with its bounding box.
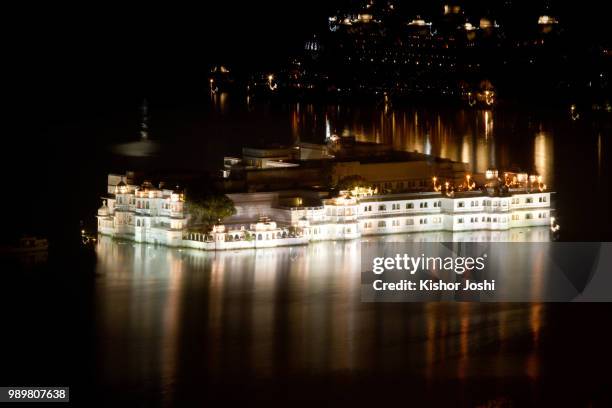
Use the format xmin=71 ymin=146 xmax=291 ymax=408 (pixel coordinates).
xmin=111 ymin=140 xmax=161 ymax=157
xmin=95 ymin=232 xmax=554 ymax=402
xmin=534 ymin=131 xmax=554 ymax=187
xmin=290 ymin=105 xmax=556 ymax=185
xmin=210 ymin=91 xmax=229 ymax=114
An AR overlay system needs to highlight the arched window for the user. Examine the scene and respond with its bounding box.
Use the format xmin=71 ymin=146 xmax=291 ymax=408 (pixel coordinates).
xmin=258 ymin=234 xmax=262 ymax=240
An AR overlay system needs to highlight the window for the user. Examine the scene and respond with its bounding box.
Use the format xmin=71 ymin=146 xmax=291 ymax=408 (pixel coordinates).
xmin=406 ymin=218 xmax=414 ymax=225
xmin=526 ymin=213 xmax=533 ymax=220
xmin=419 ymin=218 xmax=428 ymax=225
xmin=378 ymin=221 xmax=386 ymax=228
xmin=392 ymin=220 xmax=400 ymax=227
xmin=406 ymin=203 xmax=414 ymax=209
xmin=146 ymin=201 xmax=150 ymax=209
xmin=419 ymin=202 xmax=428 ymax=208
xmin=458 ymin=201 xmax=465 ymax=208
xmin=457 ymin=218 xmax=464 ymax=224
xmin=378 ymin=205 xmax=387 ymax=211
xmin=539 ymin=196 xmax=547 ymax=203
xmin=392 ymin=203 xmax=400 ymax=210
xmin=433 ymin=217 xmax=441 ymax=224
xmin=526 ymin=198 xmax=533 ymax=204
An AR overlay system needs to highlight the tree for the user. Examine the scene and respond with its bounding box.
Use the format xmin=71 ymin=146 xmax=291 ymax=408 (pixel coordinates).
xmin=336 ymin=175 xmax=372 ymax=191
xmin=187 ymin=193 xmax=236 ymax=232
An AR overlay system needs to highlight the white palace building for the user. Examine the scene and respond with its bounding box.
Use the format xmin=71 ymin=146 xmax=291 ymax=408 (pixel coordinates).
xmin=97 ymin=170 xmax=555 ymax=249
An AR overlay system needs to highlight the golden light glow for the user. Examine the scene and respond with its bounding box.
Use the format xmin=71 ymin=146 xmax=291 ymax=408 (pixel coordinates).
xmin=267 ymin=74 xmax=277 ymax=91
xmin=348 ymin=186 xmax=375 ymax=198
xmin=432 ymin=176 xmax=441 ymax=192
xmin=538 ymin=15 xmax=558 ymax=25
xmin=465 ymin=174 xmax=475 ymax=191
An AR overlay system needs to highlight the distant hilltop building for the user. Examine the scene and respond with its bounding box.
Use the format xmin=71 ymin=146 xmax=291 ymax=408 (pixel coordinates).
xmin=538 ymin=15 xmax=559 ymax=34
xmin=406 ymin=18 xmax=433 ymax=37
xmin=266 ymin=0 xmax=582 ymax=102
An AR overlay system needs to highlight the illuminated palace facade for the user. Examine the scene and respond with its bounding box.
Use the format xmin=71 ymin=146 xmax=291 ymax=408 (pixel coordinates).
xmin=98 ymin=172 xmax=554 ymax=250
xmin=97 ymin=174 xmax=187 ymax=247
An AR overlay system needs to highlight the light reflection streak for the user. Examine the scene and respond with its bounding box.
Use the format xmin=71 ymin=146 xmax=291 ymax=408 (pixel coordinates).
xmin=287 ymin=105 xmax=573 ymax=196
xmin=534 ymin=131 xmax=554 ymax=188
xmin=94 ymin=232 xmax=553 ymax=392
xmin=290 ymin=106 xmax=504 ymax=177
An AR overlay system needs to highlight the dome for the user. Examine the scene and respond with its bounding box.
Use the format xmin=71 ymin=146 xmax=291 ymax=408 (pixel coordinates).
xmin=98 ymin=200 xmax=110 ymax=217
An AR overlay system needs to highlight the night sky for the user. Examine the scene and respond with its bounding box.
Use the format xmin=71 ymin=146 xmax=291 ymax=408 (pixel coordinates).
xmin=6 ymin=0 xmax=609 ymax=127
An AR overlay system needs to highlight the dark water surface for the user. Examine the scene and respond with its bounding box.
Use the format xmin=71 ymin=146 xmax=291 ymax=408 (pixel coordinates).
xmin=2 ymin=239 xmax=611 ymax=406
xmin=2 ymin=97 xmax=611 ymax=406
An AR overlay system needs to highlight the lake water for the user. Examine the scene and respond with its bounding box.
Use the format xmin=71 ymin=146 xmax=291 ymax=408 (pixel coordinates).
xmin=89 ymin=237 xmax=610 ymax=405
xmin=3 ymin=96 xmax=611 ymax=406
